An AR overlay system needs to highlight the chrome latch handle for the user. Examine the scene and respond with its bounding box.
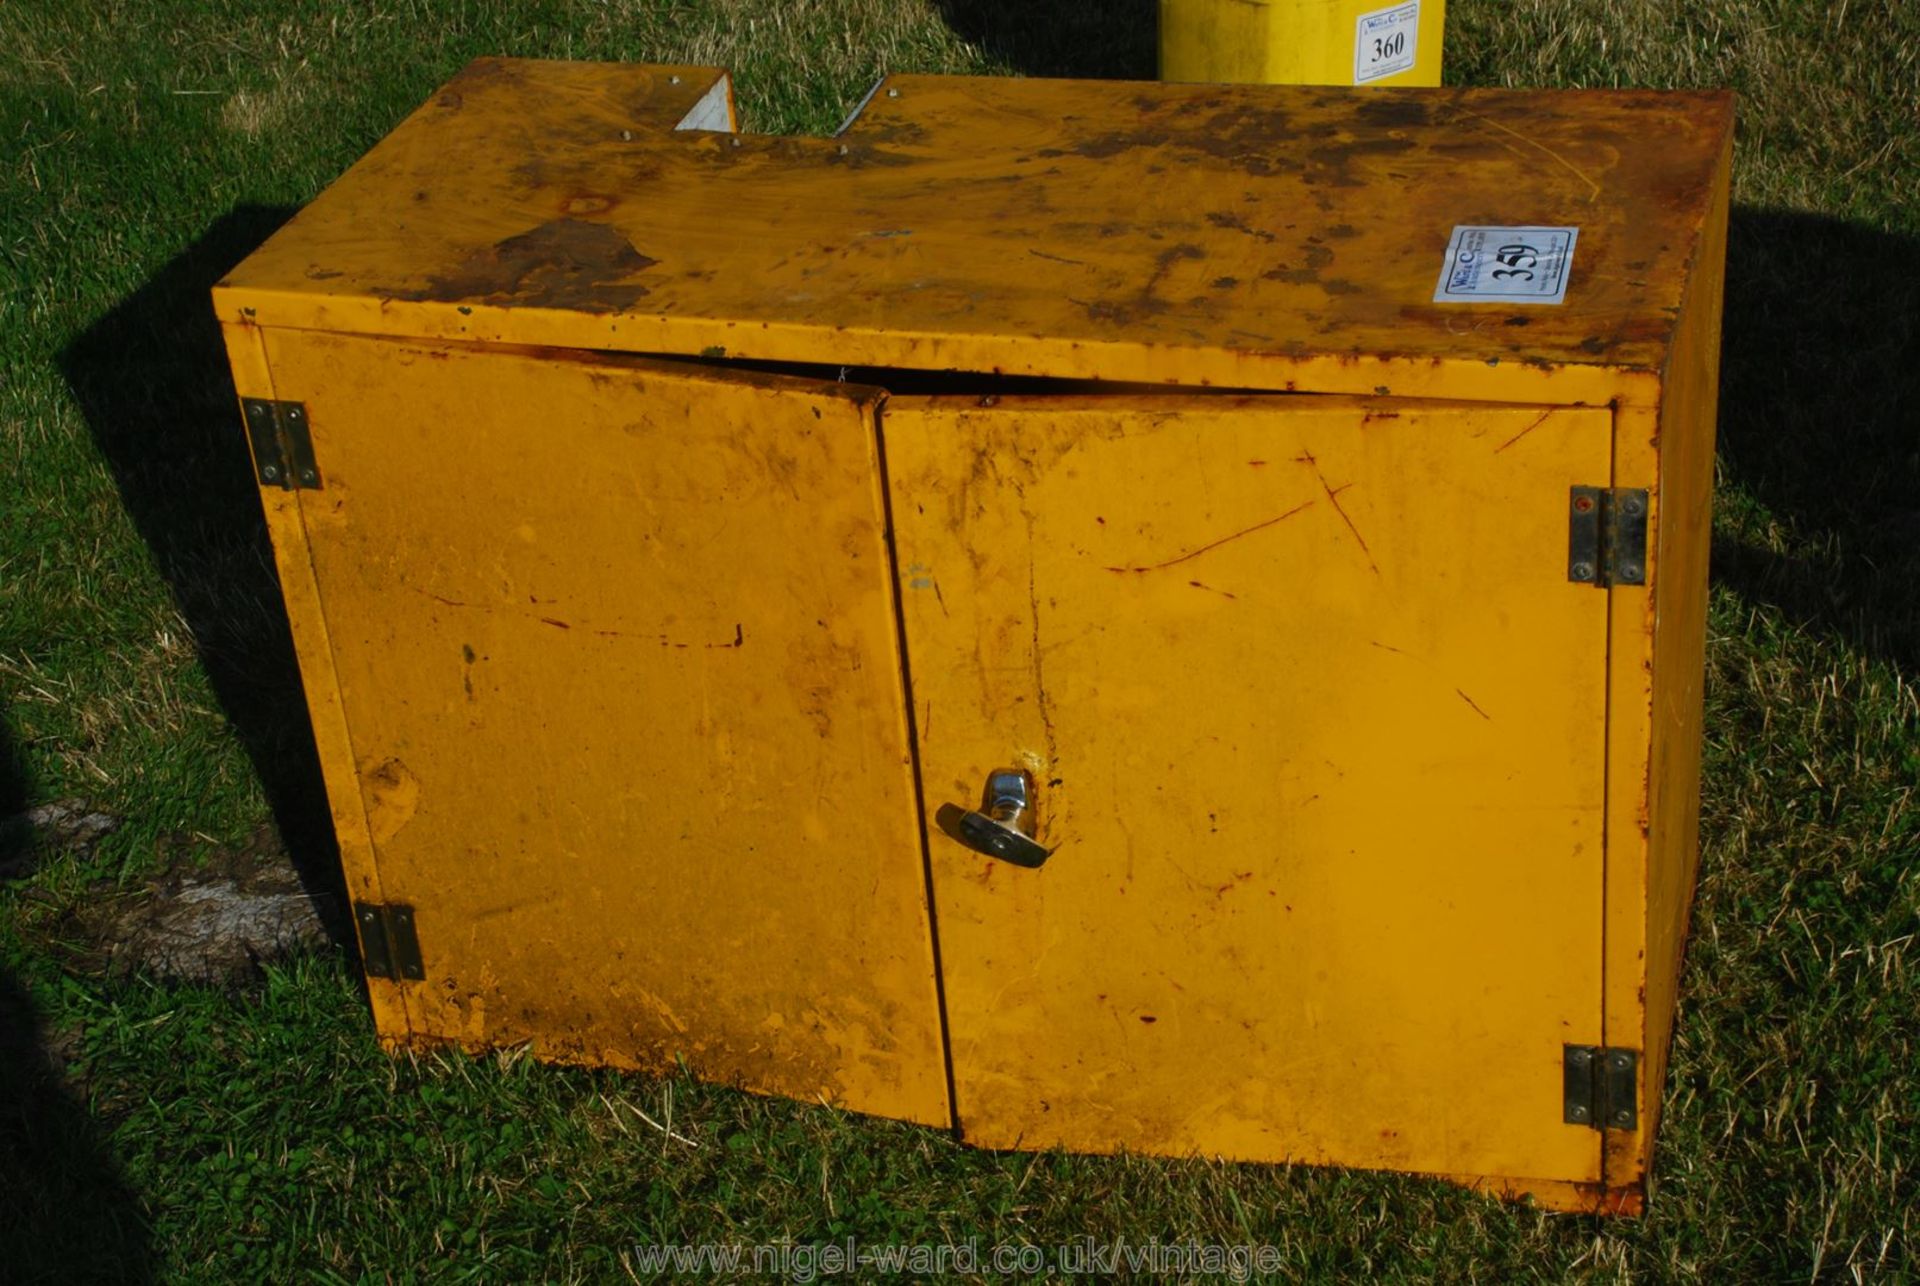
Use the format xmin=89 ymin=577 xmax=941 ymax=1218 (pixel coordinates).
xmin=944 ymin=768 xmax=1051 ymax=868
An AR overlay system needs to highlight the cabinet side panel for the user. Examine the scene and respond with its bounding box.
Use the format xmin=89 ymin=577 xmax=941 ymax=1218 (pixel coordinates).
xmin=216 ymin=319 xmax=413 ymax=1042
xmin=1600 ymin=126 xmax=1732 ymax=1195
xmin=1640 ymin=129 xmax=1734 ymax=1173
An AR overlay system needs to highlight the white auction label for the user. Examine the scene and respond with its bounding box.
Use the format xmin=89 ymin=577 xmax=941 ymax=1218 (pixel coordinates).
xmin=1354 ymin=2 xmax=1419 ymax=84
xmin=1433 ymin=225 xmax=1580 ymax=305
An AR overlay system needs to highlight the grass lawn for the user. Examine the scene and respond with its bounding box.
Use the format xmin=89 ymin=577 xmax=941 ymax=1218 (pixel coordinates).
xmin=2 ymin=0 xmax=1916 ymax=1278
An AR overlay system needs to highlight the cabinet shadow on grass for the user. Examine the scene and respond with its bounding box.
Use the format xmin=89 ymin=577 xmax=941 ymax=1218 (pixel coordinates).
xmin=934 ymin=0 xmax=1158 ymax=79
xmin=1713 ymin=207 xmax=1920 ymax=677
xmin=0 ymin=726 xmax=155 ymax=1281
xmin=58 ymin=204 xmax=353 ymax=948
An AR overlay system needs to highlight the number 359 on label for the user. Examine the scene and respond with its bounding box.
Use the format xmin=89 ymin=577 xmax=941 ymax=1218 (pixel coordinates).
xmin=1433 ymin=225 xmax=1581 ymax=305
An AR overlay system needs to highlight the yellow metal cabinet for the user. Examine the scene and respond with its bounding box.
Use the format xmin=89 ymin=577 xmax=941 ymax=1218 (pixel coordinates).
xmin=213 ymin=59 xmax=1734 ymax=1213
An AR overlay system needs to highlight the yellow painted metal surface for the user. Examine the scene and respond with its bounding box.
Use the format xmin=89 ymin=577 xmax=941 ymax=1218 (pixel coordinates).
xmin=214 ymin=60 xmax=1732 ymax=411
xmin=252 ymin=330 xmax=949 ymax=1125
xmin=1161 ymin=0 xmax=1447 ymax=88
xmin=1614 ymin=126 xmax=1735 ymax=1197
xmin=215 ymin=61 xmax=1735 ymax=1213
xmin=216 ymin=320 xmax=417 ymax=1045
xmin=887 ymin=393 xmax=1610 ymax=1188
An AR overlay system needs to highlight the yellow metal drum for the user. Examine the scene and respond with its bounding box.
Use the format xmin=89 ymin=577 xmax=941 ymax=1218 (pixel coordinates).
xmin=214 ymin=59 xmax=1733 ymax=1213
xmin=1161 ymin=0 xmax=1447 ymax=87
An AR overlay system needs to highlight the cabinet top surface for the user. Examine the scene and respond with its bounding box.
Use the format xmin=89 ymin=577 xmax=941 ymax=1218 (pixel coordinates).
xmin=218 ymin=58 xmax=1732 ymax=401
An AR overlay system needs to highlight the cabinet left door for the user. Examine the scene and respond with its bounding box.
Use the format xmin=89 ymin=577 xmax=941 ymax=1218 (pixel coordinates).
xmin=235 ymin=329 xmax=950 ymax=1127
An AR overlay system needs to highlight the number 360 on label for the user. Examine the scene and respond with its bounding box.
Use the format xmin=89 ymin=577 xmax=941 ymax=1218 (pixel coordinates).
xmin=1354 ymin=2 xmax=1420 ymax=84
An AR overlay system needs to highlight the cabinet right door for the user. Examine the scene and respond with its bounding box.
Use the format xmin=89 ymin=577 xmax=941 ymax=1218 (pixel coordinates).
xmin=884 ymin=393 xmax=1613 ymax=1187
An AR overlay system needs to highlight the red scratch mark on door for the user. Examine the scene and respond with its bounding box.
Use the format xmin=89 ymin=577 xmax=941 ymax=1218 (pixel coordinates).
xmin=1296 ymin=449 xmax=1378 ymax=574
xmin=1103 ymin=501 xmax=1315 ymax=574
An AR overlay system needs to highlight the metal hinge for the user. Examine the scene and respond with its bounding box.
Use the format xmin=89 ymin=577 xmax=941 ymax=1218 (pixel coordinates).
xmin=1567 ymin=486 xmax=1647 ymax=587
xmin=1563 ymin=1044 xmax=1638 ymax=1131
xmin=354 ymin=902 xmax=424 ymax=982
xmin=241 ymin=397 xmax=323 ymax=490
